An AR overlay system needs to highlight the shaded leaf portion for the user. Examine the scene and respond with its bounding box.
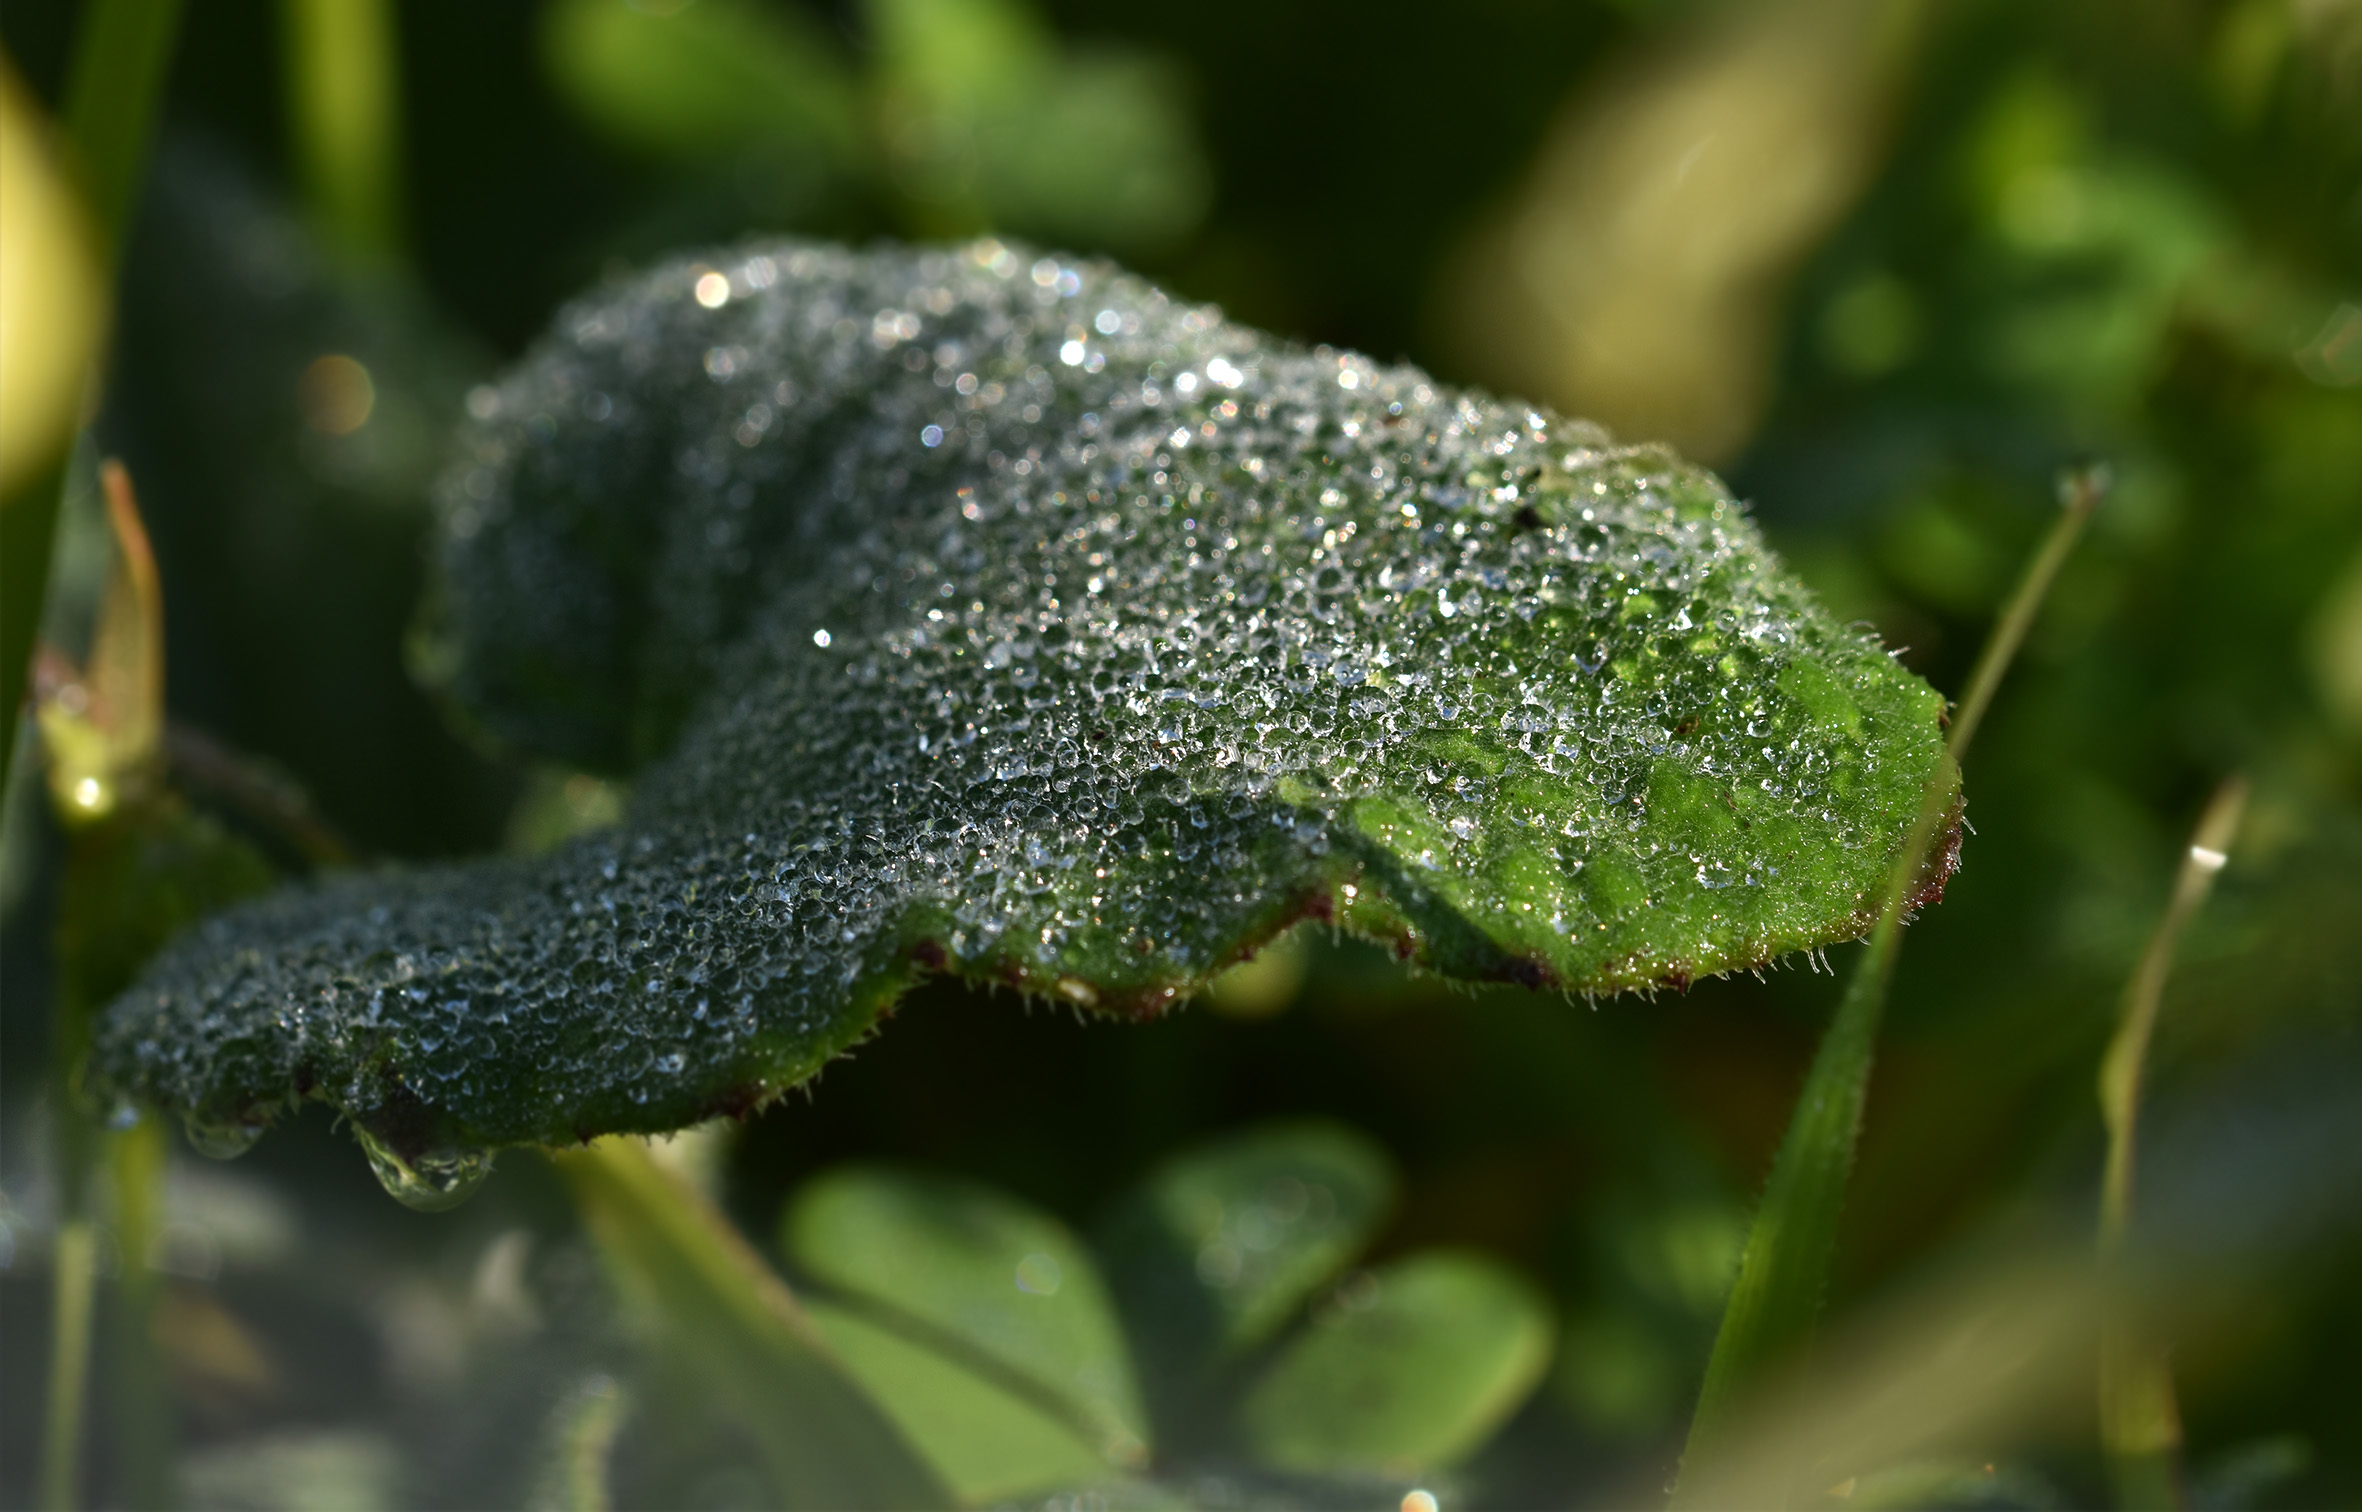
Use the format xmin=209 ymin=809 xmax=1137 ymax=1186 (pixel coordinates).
xmin=95 ymin=239 xmax=1951 ymax=1182
xmin=1239 ymin=1253 xmax=1555 ymax=1477
xmin=1099 ymin=1122 xmax=1395 ymax=1364
xmin=781 ymin=1166 xmax=1147 ymax=1463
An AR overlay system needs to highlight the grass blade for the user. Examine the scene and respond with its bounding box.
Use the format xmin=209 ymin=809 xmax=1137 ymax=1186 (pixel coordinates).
xmin=2097 ymin=776 xmax=2248 ymax=1510
xmin=3 ymin=0 xmax=184 ymax=802
xmin=1674 ymin=466 xmax=2108 ymax=1507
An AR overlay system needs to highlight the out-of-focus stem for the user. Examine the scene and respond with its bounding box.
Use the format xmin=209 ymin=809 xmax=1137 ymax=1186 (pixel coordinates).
xmin=280 ymin=0 xmax=405 ymax=262
xmin=39 ymin=1219 xmax=97 ymax=1512
xmin=111 ymin=1118 xmax=178 ymax=1509
xmin=1947 ymin=464 xmax=2107 ymax=767
xmin=2096 ymin=776 xmax=2248 ymax=1511
xmin=38 ymin=946 xmax=104 ymax=1512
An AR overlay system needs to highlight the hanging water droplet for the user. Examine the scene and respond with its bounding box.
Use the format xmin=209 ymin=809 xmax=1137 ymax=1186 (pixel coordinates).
xmin=355 ymin=1127 xmax=496 ymax=1211
xmin=185 ymin=1114 xmax=265 ymax=1160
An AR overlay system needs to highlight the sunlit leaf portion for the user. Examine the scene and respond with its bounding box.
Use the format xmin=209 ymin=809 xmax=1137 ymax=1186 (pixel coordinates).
xmin=93 ymin=239 xmax=1951 ymax=1199
xmin=541 ymin=0 xmax=860 ymax=162
xmin=1239 ymin=1252 xmax=1555 ymax=1477
xmin=782 ymin=1166 xmax=1147 ymax=1464
xmin=802 ymin=1300 xmax=1113 ymax=1505
xmin=541 ymin=0 xmax=1208 ymax=250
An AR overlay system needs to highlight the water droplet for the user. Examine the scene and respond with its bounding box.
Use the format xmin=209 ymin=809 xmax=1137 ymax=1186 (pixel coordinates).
xmin=356 ymin=1127 xmax=495 ymax=1211
xmin=185 ymin=1115 xmax=264 ymax=1160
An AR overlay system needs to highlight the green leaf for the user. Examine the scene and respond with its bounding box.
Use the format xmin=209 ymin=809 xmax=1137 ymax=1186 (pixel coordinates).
xmin=1099 ymin=1121 xmax=1395 ymax=1364
xmin=801 ymin=1299 xmax=1113 ymax=1505
xmin=551 ymin=1139 xmax=946 ymax=1509
xmin=781 ymin=1165 xmax=1148 ymax=1465
xmin=1238 ymin=1252 xmax=1555 ymax=1477
xmin=542 ymin=0 xmax=861 ymax=162
xmin=868 ymin=0 xmax=1210 ymax=248
xmin=92 ymin=239 xmax=1953 ymax=1201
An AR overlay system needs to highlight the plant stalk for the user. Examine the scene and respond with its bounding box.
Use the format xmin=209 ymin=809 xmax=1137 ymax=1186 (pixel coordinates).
xmin=110 ymin=1117 xmax=179 ymax=1509
xmin=38 ymin=1218 xmax=97 ymax=1512
xmin=280 ymin=0 xmax=405 ymax=261
xmin=2096 ymin=776 xmax=2248 ymax=1511
xmin=1673 ymin=466 xmax=2108 ymax=1508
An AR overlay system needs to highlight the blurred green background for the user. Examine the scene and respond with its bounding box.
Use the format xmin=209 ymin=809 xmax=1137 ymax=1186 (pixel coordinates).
xmin=2 ymin=0 xmax=2358 ymax=1506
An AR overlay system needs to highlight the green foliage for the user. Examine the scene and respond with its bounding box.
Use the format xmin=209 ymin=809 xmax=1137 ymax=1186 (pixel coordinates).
xmin=1098 ymin=1121 xmax=1393 ymax=1365
xmin=542 ymin=0 xmax=1209 ymax=250
xmin=782 ymin=1166 xmax=1148 ymax=1462
xmin=8 ymin=0 xmax=2358 ymax=1504
xmin=553 ymin=1138 xmax=945 ymax=1508
xmin=1239 ymin=1252 xmax=1554 ymax=1476
xmin=775 ymin=1123 xmax=1553 ymax=1501
xmin=89 ymin=239 xmax=1948 ymax=1203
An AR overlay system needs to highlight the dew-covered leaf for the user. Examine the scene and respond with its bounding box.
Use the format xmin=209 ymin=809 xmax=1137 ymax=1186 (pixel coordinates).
xmin=781 ymin=1165 xmax=1147 ymax=1464
xmin=93 ymin=238 xmax=1953 ymax=1195
xmin=1239 ymin=1252 xmax=1554 ymax=1477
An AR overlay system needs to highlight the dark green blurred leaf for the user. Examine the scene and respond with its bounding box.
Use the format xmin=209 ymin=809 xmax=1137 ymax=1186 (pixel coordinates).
xmin=1239 ymin=1251 xmax=1554 ymax=1477
xmin=1100 ymin=1120 xmax=1395 ymax=1366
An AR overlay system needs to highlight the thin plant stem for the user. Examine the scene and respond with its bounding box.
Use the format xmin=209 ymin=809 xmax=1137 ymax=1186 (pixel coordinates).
xmin=525 ymin=1375 xmax=631 ymax=1512
xmin=2097 ymin=776 xmax=2248 ymax=1511
xmin=39 ymin=1220 xmax=97 ymax=1512
xmin=1673 ymin=466 xmax=2110 ymax=1508
xmin=110 ymin=1118 xmax=178 ymax=1510
xmin=1947 ymin=465 xmax=2109 ymax=766
xmin=280 ymin=0 xmax=405 ymax=261
xmin=165 ymin=721 xmax=360 ymax=867
xmin=39 ymin=930 xmax=105 ymax=1512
